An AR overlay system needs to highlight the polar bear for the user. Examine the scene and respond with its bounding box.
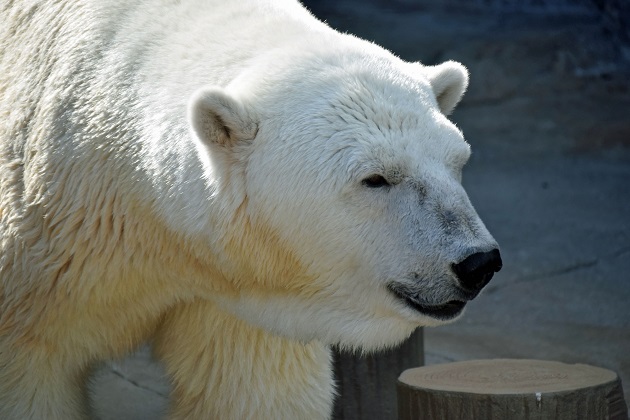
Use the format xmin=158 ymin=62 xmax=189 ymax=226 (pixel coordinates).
xmin=0 ymin=0 xmax=501 ymax=419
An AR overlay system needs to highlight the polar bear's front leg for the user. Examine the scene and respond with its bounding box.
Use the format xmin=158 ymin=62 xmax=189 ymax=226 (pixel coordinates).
xmin=0 ymin=344 xmax=90 ymax=420
xmin=154 ymin=299 xmax=335 ymax=420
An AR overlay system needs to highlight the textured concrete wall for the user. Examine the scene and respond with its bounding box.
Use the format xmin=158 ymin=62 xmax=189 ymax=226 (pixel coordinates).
xmin=391 ymin=0 xmax=598 ymax=14
xmin=304 ymin=0 xmax=630 ymax=66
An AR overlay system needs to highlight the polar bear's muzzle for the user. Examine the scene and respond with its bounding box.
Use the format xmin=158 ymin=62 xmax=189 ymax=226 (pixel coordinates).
xmin=387 ymin=248 xmax=502 ymax=320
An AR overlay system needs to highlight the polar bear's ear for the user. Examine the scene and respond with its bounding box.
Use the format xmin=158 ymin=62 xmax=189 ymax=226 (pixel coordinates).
xmin=424 ymin=61 xmax=469 ymax=115
xmin=189 ymin=87 xmax=258 ymax=146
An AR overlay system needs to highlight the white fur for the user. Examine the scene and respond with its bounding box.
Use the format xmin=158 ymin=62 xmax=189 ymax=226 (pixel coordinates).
xmin=0 ymin=0 xmax=497 ymax=418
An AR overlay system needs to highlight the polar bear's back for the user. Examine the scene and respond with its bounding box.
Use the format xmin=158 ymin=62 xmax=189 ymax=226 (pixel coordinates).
xmin=0 ymin=0 xmax=325 ymax=150
xmin=0 ymin=0 xmax=331 ymax=229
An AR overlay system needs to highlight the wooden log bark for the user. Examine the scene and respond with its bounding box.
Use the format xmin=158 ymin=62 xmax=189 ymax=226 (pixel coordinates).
xmin=333 ymin=328 xmax=424 ymax=420
xmin=398 ymin=359 xmax=628 ymax=420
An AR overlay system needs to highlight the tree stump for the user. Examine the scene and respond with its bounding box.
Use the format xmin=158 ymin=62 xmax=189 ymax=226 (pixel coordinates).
xmin=333 ymin=328 xmax=424 ymax=420
xmin=398 ymin=359 xmax=628 ymax=420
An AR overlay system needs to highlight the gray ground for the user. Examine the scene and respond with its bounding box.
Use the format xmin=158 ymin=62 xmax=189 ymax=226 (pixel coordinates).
xmin=91 ymin=2 xmax=630 ymax=418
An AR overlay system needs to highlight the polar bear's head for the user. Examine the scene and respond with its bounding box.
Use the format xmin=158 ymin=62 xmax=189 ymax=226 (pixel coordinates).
xmin=189 ymin=51 xmax=501 ymax=351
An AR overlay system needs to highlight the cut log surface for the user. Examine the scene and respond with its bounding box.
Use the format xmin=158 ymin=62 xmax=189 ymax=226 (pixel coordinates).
xmin=398 ymin=359 xmax=628 ymax=420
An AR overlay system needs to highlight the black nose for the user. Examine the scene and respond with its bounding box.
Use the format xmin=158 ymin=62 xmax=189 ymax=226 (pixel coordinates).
xmin=452 ymin=249 xmax=502 ymax=292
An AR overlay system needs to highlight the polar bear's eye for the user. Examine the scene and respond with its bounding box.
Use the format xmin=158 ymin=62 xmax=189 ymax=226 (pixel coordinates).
xmin=362 ymin=174 xmax=391 ymax=188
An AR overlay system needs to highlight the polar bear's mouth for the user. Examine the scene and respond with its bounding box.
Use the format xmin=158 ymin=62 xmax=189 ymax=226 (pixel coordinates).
xmin=387 ymin=284 xmax=466 ymax=320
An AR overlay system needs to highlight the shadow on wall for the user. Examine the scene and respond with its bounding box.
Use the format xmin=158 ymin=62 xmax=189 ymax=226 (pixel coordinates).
xmin=303 ymin=0 xmax=630 ymax=72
